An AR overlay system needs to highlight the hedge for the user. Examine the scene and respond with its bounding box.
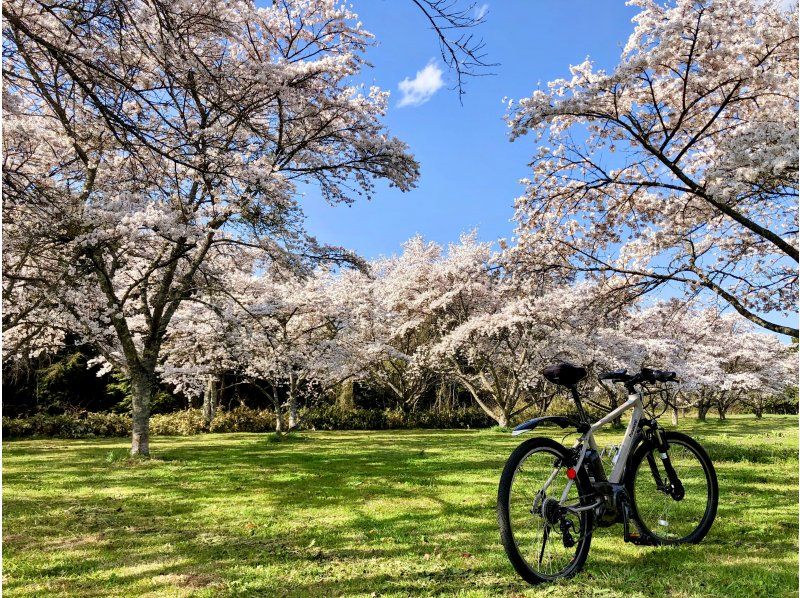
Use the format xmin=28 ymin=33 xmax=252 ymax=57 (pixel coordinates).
xmin=2 ymin=406 xmax=494 ymax=439
xmin=299 ymin=404 xmax=493 ymax=430
xmin=2 ymin=412 xmax=131 ymax=439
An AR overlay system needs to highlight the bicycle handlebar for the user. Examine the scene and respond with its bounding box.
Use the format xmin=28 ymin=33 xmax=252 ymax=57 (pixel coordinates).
xmin=599 ymin=367 xmax=677 ymax=387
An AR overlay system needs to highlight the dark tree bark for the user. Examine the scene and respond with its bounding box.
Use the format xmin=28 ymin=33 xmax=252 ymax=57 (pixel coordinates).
xmin=271 ymin=384 xmax=284 ymax=433
xmin=202 ymin=376 xmax=219 ymax=429
xmin=129 ymin=370 xmax=156 ymax=456
xmin=336 ymin=380 xmax=355 ymax=410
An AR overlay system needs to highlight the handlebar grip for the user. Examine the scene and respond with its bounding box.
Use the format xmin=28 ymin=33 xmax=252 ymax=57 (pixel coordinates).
xmin=598 ymin=368 xmax=676 ymax=385
xmin=656 ymin=370 xmax=677 ymax=382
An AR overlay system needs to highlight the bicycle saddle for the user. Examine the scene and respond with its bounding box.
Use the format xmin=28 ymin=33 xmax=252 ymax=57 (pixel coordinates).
xmin=542 ymin=362 xmax=587 ymax=387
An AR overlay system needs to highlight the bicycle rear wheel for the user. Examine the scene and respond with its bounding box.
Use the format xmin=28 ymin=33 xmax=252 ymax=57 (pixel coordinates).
xmin=627 ymin=431 xmax=718 ymax=544
xmin=497 ymin=438 xmax=593 ymax=584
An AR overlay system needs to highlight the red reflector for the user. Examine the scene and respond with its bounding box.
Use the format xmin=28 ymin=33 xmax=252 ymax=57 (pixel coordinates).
xmin=566 ymin=467 xmax=577 ymax=480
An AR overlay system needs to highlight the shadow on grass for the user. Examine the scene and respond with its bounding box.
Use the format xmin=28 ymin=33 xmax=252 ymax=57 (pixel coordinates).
xmin=3 ymin=419 xmax=798 ymax=597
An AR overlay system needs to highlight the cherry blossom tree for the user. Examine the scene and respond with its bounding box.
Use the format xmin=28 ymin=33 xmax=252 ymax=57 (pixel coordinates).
xmin=507 ymin=0 xmax=798 ymax=337
xmin=701 ymin=319 xmax=797 ymax=419
xmin=159 ymin=297 xmax=243 ymax=427
xmin=347 ymin=237 xmax=444 ymax=410
xmin=239 ymin=270 xmax=363 ymax=430
xmin=413 ymin=236 xmax=537 ymax=426
xmin=624 ymin=302 xmax=798 ymax=419
xmin=429 ymin=296 xmax=548 ymax=427
xmin=386 ymin=234 xmax=626 ymax=426
xmin=162 ymin=265 xmax=364 ymax=432
xmin=3 ymin=0 xmax=418 ymax=454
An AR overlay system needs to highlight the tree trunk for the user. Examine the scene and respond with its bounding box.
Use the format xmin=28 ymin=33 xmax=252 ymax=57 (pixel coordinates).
xmin=286 ymin=374 xmax=300 ymax=430
xmin=434 ymin=382 xmax=445 ymax=413
xmin=130 ymin=372 xmax=154 ymax=456
xmin=697 ymin=392 xmax=710 ymax=421
xmin=336 ymin=380 xmax=355 ymax=410
xmin=272 ymin=384 xmax=284 ymax=433
xmin=287 ymin=393 xmax=299 ymax=430
xmin=671 ymin=405 xmax=679 ymax=426
xmin=456 ymin=373 xmax=508 ymax=427
xmin=716 ymin=393 xmax=728 ymax=420
xmin=202 ymin=376 xmax=218 ymax=429
xmin=754 ymin=406 xmax=763 ymax=418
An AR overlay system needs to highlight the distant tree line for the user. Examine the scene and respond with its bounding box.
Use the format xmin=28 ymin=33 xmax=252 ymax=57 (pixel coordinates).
xmin=5 ymin=234 xmax=797 ymax=432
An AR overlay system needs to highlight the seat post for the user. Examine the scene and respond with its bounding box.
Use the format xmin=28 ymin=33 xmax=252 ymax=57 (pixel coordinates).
xmin=570 ymin=385 xmax=589 ymax=423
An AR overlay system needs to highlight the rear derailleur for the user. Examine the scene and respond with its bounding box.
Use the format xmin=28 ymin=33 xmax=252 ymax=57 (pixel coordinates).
xmin=539 ymin=496 xmax=577 ymax=548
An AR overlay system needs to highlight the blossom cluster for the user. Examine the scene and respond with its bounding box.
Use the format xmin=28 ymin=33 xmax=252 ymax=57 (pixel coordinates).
xmin=158 ymin=234 xmax=797 ymax=427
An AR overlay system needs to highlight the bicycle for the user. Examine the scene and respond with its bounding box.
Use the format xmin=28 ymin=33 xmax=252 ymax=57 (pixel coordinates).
xmin=497 ymin=362 xmax=718 ymax=584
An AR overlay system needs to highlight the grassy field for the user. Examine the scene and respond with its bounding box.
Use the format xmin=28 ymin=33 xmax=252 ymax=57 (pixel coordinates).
xmin=3 ymin=415 xmax=798 ymax=597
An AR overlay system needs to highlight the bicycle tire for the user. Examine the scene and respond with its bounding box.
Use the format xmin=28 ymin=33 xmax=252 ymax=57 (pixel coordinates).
xmin=626 ymin=431 xmax=718 ymax=544
xmin=497 ymin=437 xmax=594 ymax=584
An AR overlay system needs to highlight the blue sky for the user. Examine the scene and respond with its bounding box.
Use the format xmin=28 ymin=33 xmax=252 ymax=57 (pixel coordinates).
xmin=302 ymin=2 xmax=640 ymax=258
xmin=298 ymin=2 xmax=796 ymax=337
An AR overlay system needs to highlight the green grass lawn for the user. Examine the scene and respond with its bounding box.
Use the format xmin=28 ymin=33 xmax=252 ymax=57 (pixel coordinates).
xmin=3 ymin=415 xmax=798 ymax=597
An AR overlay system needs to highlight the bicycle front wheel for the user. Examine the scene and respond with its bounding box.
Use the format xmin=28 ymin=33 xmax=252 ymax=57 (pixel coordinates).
xmin=627 ymin=431 xmax=718 ymax=544
xmin=497 ymin=438 xmax=593 ymax=584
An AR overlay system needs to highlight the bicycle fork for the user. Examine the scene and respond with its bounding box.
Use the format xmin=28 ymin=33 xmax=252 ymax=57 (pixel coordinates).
xmin=644 ymin=423 xmax=685 ymax=500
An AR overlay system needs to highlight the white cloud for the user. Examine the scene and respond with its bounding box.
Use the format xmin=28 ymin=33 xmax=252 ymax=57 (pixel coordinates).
xmin=475 ymin=3 xmax=489 ymax=20
xmin=397 ymin=61 xmax=444 ymax=108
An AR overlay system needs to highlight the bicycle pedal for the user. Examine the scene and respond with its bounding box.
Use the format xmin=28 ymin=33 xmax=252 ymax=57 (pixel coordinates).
xmin=620 ymin=502 xmax=656 ymax=546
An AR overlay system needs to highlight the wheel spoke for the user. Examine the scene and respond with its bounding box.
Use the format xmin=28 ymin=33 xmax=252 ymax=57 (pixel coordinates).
xmin=505 ymin=446 xmax=588 ymax=579
xmin=632 ymin=438 xmax=713 ymax=543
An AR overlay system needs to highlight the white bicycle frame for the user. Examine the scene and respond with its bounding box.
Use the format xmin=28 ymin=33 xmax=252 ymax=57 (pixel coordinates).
xmin=529 ymin=390 xmax=645 ymax=508
xmin=584 ymin=391 xmax=644 ymax=484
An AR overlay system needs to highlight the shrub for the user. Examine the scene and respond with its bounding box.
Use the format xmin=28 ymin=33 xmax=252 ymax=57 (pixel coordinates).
xmin=82 ymin=412 xmax=130 ymax=436
xmin=209 ymin=407 xmax=277 ymax=433
xmin=300 ymin=405 xmax=390 ymax=430
xmin=2 ymin=412 xmax=129 ymax=439
xmin=150 ymin=409 xmax=208 ymax=436
xmin=2 ymin=405 xmax=493 ymax=439
xmin=298 ymin=405 xmax=493 ymax=431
